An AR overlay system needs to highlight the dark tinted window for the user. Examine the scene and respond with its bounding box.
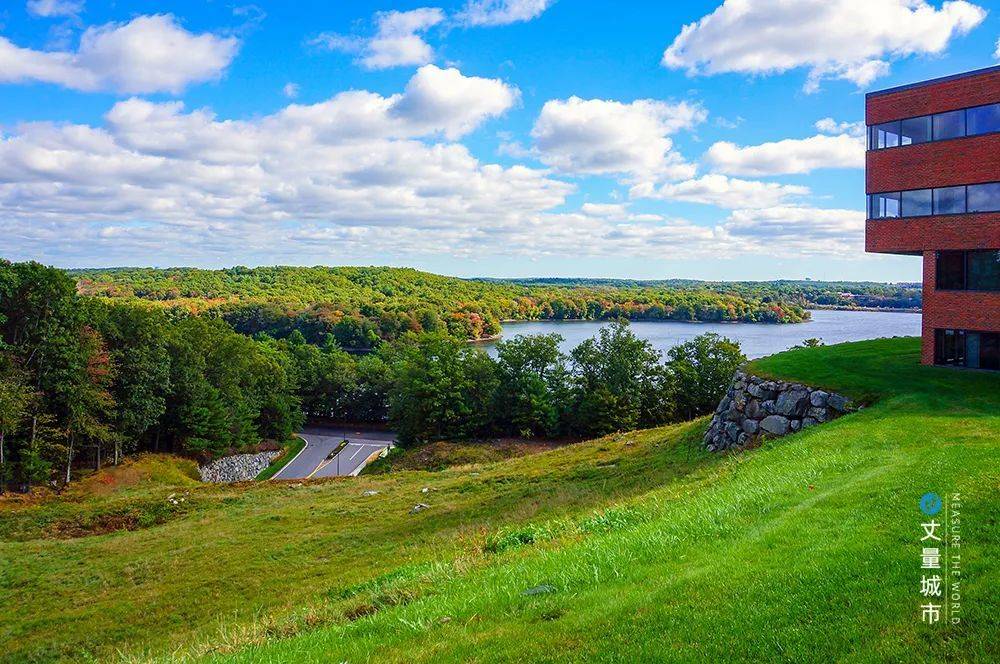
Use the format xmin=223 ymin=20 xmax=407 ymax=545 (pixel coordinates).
xmin=967 ymin=250 xmax=1000 ymax=291
xmin=900 ymin=116 xmax=931 ymax=145
xmin=901 ymin=188 xmax=932 ymax=217
xmin=933 ymin=110 xmax=965 ymax=140
xmin=876 ymin=121 xmax=900 ymax=148
xmin=967 ymin=182 xmax=1000 ymax=212
xmin=936 ymin=251 xmax=965 ymax=290
xmin=935 ymin=329 xmax=966 ymax=366
xmin=966 ymin=103 xmax=1000 ymax=136
xmin=980 ymin=333 xmax=1000 ymax=371
xmin=869 ymin=192 xmax=900 ymax=218
xmin=933 ymin=186 xmax=966 ymax=214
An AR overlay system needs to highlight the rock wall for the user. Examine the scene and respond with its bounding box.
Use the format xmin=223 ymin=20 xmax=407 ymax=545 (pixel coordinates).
xmin=199 ymin=451 xmax=280 ymax=483
xmin=704 ymin=370 xmax=852 ymax=452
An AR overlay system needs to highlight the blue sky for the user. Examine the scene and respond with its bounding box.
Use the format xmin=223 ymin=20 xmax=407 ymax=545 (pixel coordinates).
xmin=1 ymin=0 xmax=999 ymax=281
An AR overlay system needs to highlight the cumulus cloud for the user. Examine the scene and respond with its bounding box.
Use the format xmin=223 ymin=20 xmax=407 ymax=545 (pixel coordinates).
xmin=704 ymin=132 xmax=864 ymax=177
xmin=0 ymin=14 xmax=238 ymax=94
xmin=995 ymin=36 xmax=1000 ymax=59
xmin=662 ymin=0 xmax=987 ymax=91
xmin=530 ymin=96 xmax=705 ymax=179
xmin=0 ymin=66 xmax=582 ymax=265
xmin=720 ymin=206 xmax=865 ymax=256
xmin=814 ymin=117 xmax=866 ymax=138
xmin=282 ymin=82 xmax=299 ymax=99
xmin=310 ymin=7 xmax=444 ymax=70
xmin=455 ymin=0 xmax=554 ymax=27
xmin=631 ymin=174 xmax=809 ymax=209
xmin=26 ymin=0 xmax=83 ymax=18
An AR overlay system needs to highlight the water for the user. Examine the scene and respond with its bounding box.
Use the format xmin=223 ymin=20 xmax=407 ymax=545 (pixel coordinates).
xmin=480 ymin=309 xmax=922 ymax=360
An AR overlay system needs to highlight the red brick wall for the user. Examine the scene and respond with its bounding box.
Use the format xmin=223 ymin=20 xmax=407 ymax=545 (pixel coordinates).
xmin=920 ymin=251 xmax=1000 ymax=365
xmin=867 ymin=68 xmax=1000 ymax=124
xmin=866 ymin=215 xmax=1000 ymax=254
xmin=866 ymin=133 xmax=1000 ymax=192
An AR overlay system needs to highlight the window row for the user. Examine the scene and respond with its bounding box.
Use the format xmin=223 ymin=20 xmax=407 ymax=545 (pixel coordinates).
xmin=869 ymin=102 xmax=1000 ymax=150
xmin=936 ymin=250 xmax=1000 ymax=292
xmin=935 ymin=329 xmax=1000 ymax=371
xmin=868 ymin=182 xmax=1000 ymax=219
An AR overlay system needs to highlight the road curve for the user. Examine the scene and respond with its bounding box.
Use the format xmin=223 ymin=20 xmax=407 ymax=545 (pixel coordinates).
xmin=273 ymin=426 xmax=395 ymax=479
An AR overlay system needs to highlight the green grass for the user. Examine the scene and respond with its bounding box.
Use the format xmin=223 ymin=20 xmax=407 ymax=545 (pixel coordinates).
xmin=2 ymin=338 xmax=999 ymax=662
xmin=255 ymin=437 xmax=307 ymax=481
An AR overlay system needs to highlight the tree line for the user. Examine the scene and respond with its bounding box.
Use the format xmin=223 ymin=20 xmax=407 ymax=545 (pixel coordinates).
xmin=73 ymin=265 xmax=811 ymax=350
xmin=2 ymin=261 xmax=745 ymax=490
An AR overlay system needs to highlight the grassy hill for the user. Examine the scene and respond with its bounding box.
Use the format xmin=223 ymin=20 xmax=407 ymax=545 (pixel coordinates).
xmin=2 ymin=338 xmax=998 ymax=662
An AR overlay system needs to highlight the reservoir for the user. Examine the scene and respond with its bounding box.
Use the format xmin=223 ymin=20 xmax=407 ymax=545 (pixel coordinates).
xmin=482 ymin=309 xmax=922 ymax=360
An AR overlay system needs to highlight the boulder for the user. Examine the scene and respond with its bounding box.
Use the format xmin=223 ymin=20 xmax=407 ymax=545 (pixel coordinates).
xmin=809 ymin=390 xmax=829 ymax=407
xmin=806 ymin=407 xmax=828 ymax=422
xmin=745 ymin=399 xmax=762 ymax=419
xmin=742 ymin=419 xmax=759 ymax=435
xmin=827 ymin=393 xmax=850 ymax=412
xmin=762 ymin=400 xmax=776 ymax=415
xmin=802 ymin=417 xmax=819 ymax=428
xmin=775 ymin=388 xmax=810 ymax=417
xmin=790 ymin=419 xmax=801 ymax=432
xmin=725 ymin=421 xmax=742 ymax=442
xmin=760 ymin=415 xmax=791 ymax=435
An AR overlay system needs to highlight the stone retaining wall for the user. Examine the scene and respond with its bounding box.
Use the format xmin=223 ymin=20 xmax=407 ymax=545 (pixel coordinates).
xmin=199 ymin=451 xmax=280 ymax=483
xmin=703 ymin=370 xmax=853 ymax=452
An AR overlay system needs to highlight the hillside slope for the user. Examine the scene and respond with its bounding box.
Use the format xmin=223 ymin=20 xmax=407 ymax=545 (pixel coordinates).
xmin=2 ymin=338 xmax=998 ymax=662
xmin=215 ymin=338 xmax=1000 ymax=662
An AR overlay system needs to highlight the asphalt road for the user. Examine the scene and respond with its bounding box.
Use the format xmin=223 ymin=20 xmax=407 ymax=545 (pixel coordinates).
xmin=273 ymin=426 xmax=395 ymax=479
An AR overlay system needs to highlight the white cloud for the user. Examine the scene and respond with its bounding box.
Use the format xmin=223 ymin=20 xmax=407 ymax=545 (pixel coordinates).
xmin=282 ymin=82 xmax=299 ymax=98
xmin=720 ymin=206 xmax=865 ymax=256
xmin=814 ymin=117 xmax=866 ymax=138
xmin=0 ymin=66 xmax=579 ymax=265
xmin=26 ymin=0 xmax=83 ymax=18
xmin=995 ymin=36 xmax=1000 ymax=59
xmin=0 ymin=14 xmax=238 ymax=94
xmin=455 ymin=0 xmax=554 ymax=27
xmin=530 ymin=96 xmax=705 ymax=179
xmin=704 ymin=132 xmax=864 ymax=177
xmin=662 ymin=0 xmax=986 ymax=91
xmin=310 ymin=7 xmax=444 ymax=70
xmin=631 ymin=174 xmax=809 ymax=208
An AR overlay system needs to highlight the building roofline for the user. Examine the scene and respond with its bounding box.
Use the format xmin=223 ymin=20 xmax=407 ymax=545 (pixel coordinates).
xmin=866 ymin=64 xmax=1000 ymax=99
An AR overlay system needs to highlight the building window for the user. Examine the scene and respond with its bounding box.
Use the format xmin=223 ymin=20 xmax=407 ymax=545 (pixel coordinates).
xmin=869 ymin=192 xmax=900 ymax=218
xmin=966 ymin=250 xmax=1000 ymax=291
xmin=932 ymin=109 xmax=966 ymax=140
xmin=874 ymin=121 xmax=901 ymax=149
xmin=900 ymin=116 xmax=932 ymax=145
xmin=933 ymin=186 xmax=966 ymax=215
xmin=936 ymin=329 xmax=1000 ymax=371
xmin=966 ymin=103 xmax=1000 ymax=136
xmin=936 ymin=251 xmax=966 ymax=290
xmin=935 ymin=329 xmax=966 ymax=366
xmin=901 ymin=188 xmax=933 ymax=217
xmin=967 ymin=182 xmax=1000 ymax=213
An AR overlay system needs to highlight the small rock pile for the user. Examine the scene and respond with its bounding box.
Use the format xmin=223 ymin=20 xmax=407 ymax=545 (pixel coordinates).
xmin=703 ymin=370 xmax=852 ymax=452
xmin=199 ymin=451 xmax=280 ymax=483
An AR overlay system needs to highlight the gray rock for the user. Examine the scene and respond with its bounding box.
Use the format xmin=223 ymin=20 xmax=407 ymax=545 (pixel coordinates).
xmin=760 ymin=415 xmax=791 ymax=436
xmin=199 ymin=451 xmax=280 ymax=483
xmin=802 ymin=417 xmax=819 ymax=428
xmin=725 ymin=421 xmax=742 ymax=442
xmin=737 ymin=432 xmax=749 ymax=446
xmin=410 ymin=503 xmax=430 ymax=514
xmin=809 ymin=390 xmax=829 ymax=407
xmin=762 ymin=400 xmax=776 ymax=415
xmin=362 ymin=489 xmax=379 ymax=497
xmin=790 ymin=419 xmax=801 ymax=432
xmin=806 ymin=407 xmax=829 ymax=423
xmin=827 ymin=393 xmax=850 ymax=412
xmin=742 ymin=419 xmax=759 ymax=435
xmin=745 ymin=399 xmax=762 ymax=419
xmin=775 ymin=388 xmax=810 ymax=417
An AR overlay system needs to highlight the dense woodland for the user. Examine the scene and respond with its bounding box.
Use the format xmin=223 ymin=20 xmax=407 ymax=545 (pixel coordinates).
xmin=1 ymin=261 xmax=745 ymax=490
xmin=73 ymin=266 xmax=817 ymax=350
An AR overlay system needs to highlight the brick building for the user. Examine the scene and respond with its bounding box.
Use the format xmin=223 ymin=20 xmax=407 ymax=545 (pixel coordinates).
xmin=866 ymin=65 xmax=1000 ymax=370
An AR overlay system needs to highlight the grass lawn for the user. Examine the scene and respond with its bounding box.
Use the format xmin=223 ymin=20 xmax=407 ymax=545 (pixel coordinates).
xmin=2 ymin=338 xmax=998 ymax=662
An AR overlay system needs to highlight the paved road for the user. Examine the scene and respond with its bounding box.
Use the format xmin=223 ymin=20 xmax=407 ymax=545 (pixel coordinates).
xmin=273 ymin=426 xmax=395 ymax=479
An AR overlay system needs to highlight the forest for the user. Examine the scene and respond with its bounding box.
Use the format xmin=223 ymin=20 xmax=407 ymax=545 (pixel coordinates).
xmin=73 ymin=266 xmax=814 ymax=349
xmin=1 ymin=261 xmax=744 ymax=490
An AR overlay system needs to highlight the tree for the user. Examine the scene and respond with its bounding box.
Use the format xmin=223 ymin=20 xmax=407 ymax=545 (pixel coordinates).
xmin=569 ymin=320 xmax=670 ymax=436
xmin=387 ymin=334 xmax=498 ymax=445
xmin=0 ymin=358 xmax=32 ymax=492
xmin=666 ymin=333 xmax=746 ymax=421
xmin=493 ymin=334 xmax=570 ymax=437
